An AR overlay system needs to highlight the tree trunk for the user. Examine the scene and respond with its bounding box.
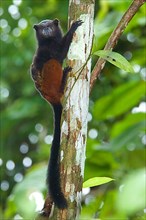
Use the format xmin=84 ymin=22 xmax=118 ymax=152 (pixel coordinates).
xmin=53 ymin=1 xmax=95 ymax=219
xmin=36 ymin=1 xmax=94 ymax=219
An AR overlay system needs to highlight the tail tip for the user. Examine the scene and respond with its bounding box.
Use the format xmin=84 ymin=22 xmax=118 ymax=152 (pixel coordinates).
xmin=57 ymin=200 xmax=68 ymax=209
xmin=54 ymin=194 xmax=68 ymax=209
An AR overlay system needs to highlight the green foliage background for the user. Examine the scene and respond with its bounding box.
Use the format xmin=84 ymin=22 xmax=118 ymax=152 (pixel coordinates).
xmin=0 ymin=0 xmax=145 ymax=219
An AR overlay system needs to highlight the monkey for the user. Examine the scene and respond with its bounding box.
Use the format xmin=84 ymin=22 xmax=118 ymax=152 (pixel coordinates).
xmin=30 ymin=18 xmax=83 ymax=210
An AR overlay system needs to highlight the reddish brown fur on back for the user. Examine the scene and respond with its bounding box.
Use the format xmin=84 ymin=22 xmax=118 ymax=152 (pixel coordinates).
xmin=40 ymin=59 xmax=63 ymax=104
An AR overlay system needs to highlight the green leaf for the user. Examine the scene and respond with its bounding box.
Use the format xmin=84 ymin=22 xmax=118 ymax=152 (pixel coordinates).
xmin=110 ymin=112 xmax=146 ymax=138
xmin=6 ymin=98 xmax=41 ymax=120
xmin=109 ymin=121 xmax=145 ymax=152
xmin=83 ymin=177 xmax=114 ymax=188
xmin=116 ymin=169 xmax=145 ymax=214
xmin=93 ymin=81 xmax=145 ymax=120
xmin=94 ymin=50 xmax=134 ymax=72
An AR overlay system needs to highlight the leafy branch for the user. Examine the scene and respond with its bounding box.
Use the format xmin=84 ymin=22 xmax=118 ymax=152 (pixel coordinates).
xmin=90 ymin=0 xmax=145 ymax=90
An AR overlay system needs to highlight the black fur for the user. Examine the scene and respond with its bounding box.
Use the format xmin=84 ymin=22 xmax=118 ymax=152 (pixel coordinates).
xmin=31 ymin=19 xmax=83 ymax=78
xmin=31 ymin=19 xmax=83 ymax=209
xmin=47 ymin=104 xmax=67 ymax=209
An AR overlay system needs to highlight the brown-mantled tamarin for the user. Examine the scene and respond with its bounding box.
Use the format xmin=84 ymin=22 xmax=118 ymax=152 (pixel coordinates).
xmin=30 ymin=19 xmax=83 ymax=209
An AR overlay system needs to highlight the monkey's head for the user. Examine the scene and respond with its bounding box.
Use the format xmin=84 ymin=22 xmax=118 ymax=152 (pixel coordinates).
xmin=33 ymin=19 xmax=62 ymax=44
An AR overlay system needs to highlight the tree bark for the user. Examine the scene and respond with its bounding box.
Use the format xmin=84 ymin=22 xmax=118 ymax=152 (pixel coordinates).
xmin=51 ymin=0 xmax=95 ymax=219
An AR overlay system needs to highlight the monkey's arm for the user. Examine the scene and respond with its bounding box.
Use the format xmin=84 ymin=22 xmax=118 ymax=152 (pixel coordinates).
xmin=59 ymin=20 xmax=83 ymax=62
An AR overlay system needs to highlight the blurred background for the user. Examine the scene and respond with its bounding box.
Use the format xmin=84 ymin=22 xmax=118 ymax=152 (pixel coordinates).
xmin=0 ymin=0 xmax=145 ymax=219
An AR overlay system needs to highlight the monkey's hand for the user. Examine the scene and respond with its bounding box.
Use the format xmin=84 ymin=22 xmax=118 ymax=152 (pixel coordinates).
xmin=70 ymin=20 xmax=83 ymax=33
xmin=63 ymin=66 xmax=72 ymax=75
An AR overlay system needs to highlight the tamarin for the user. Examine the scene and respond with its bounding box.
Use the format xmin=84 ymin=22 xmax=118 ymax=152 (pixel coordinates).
xmin=30 ymin=19 xmax=83 ymax=209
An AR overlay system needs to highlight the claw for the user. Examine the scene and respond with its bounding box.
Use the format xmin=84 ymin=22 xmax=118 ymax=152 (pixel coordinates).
xmin=71 ymin=20 xmax=83 ymax=32
xmin=63 ymin=66 xmax=72 ymax=74
xmin=76 ymin=20 xmax=84 ymax=26
xmin=66 ymin=66 xmax=72 ymax=72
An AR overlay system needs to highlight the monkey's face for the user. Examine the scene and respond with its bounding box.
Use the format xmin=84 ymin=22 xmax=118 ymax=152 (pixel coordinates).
xmin=34 ymin=19 xmax=61 ymax=41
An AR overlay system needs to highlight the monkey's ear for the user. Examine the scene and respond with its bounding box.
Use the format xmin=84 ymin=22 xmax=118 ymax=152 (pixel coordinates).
xmin=54 ymin=19 xmax=59 ymax=26
xmin=33 ymin=24 xmax=39 ymax=30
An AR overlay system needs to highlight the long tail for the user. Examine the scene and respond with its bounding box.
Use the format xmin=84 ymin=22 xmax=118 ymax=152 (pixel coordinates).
xmin=47 ymin=104 xmax=67 ymax=209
